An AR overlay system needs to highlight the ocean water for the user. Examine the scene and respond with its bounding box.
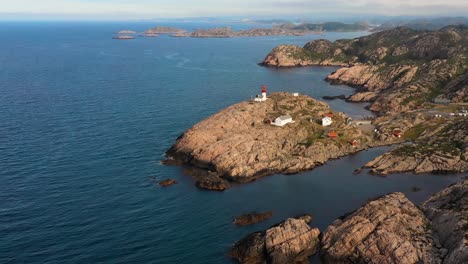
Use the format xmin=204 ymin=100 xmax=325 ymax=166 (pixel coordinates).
xmin=0 ymin=22 xmax=465 ymax=264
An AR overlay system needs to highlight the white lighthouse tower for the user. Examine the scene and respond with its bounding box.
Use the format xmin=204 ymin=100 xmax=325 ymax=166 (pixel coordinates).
xmin=254 ymin=85 xmax=268 ymax=102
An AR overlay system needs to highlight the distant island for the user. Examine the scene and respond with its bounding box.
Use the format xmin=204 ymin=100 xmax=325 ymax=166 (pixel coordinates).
xmin=115 ymin=22 xmax=371 ymax=39
xmin=112 ymin=35 xmax=135 ymax=40
xmin=371 ymin=16 xmax=468 ymax=32
xmin=143 ymin=26 xmax=187 ymax=37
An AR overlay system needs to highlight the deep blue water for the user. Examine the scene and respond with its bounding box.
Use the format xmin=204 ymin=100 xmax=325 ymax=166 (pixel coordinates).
xmin=0 ymin=22 xmax=465 ymax=264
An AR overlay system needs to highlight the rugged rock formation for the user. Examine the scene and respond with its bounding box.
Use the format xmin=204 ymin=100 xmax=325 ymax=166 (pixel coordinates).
xmin=262 ymin=26 xmax=468 ymax=113
xmin=230 ymin=215 xmax=319 ymax=264
xmin=261 ymin=44 xmax=346 ymax=67
xmin=321 ymin=193 xmax=440 ymax=264
xmin=144 ymin=26 xmax=186 ymax=34
xmin=158 ymin=179 xmax=177 ymax=187
xmin=422 ymin=180 xmax=468 ymax=264
xmin=171 ymin=27 xmax=312 ymax=38
xmin=366 ymin=118 xmax=468 ymax=175
xmin=167 ymin=92 xmax=377 ymax=189
xmin=234 ymin=211 xmax=273 ymax=226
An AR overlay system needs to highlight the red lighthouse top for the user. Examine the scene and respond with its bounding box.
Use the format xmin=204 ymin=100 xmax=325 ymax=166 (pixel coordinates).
xmin=261 ymin=85 xmax=267 ymax=93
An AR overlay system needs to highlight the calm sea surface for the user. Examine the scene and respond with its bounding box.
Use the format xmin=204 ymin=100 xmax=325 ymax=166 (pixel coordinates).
xmin=0 ymin=22 xmax=465 ymax=263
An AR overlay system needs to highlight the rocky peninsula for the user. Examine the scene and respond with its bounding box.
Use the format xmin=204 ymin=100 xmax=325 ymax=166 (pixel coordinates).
xmin=260 ymin=25 xmax=468 ymax=176
xmin=231 ymin=180 xmax=468 ymax=264
xmin=262 ymin=26 xmax=468 ymax=113
xmin=166 ymin=92 xmax=380 ymax=190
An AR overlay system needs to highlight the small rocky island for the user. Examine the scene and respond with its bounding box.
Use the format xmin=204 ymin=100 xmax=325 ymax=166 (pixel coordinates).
xmin=112 ymin=35 xmax=135 ymax=40
xmin=231 ymin=180 xmax=468 ymax=264
xmin=166 ymin=92 xmax=382 ymax=190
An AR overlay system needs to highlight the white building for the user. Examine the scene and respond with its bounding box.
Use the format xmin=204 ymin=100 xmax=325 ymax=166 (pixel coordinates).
xmin=254 ymin=94 xmax=266 ymax=102
xmin=292 ymin=92 xmax=299 ymax=97
xmin=272 ymin=115 xmax=293 ymax=127
xmin=322 ymin=116 xmax=332 ymax=126
xmin=254 ymin=85 xmax=268 ymax=102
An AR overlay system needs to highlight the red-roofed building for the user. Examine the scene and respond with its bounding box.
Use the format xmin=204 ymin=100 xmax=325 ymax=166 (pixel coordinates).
xmin=328 ymin=131 xmax=338 ymax=139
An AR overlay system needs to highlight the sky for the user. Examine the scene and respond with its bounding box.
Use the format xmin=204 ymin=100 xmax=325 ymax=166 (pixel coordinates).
xmin=1 ymin=0 xmax=467 ymax=20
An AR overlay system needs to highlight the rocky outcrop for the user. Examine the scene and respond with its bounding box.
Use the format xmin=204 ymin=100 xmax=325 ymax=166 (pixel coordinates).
xmin=366 ymin=118 xmax=468 ymax=175
xmin=261 ymin=26 xmax=468 ymax=113
xmin=167 ymin=92 xmax=377 ymax=189
xmin=144 ymin=26 xmax=186 ymax=34
xmin=234 ymin=211 xmax=273 ymax=226
xmin=158 ymin=179 xmax=177 ymax=187
xmin=321 ymin=193 xmax=440 ymax=264
xmin=230 ymin=215 xmax=320 ymax=264
xmin=261 ymin=44 xmax=346 ymax=67
xmin=422 ymin=180 xmax=468 ymax=264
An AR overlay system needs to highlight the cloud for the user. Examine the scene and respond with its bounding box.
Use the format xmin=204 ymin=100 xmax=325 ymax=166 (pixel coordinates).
xmin=0 ymin=0 xmax=467 ymax=19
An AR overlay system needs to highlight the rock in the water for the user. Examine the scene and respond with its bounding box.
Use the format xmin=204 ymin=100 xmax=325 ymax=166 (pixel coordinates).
xmin=321 ymin=192 xmax=439 ymax=264
xmin=322 ymin=95 xmax=347 ymax=100
xmin=422 ymin=180 xmax=468 ymax=264
xmin=234 ymin=211 xmax=273 ymax=226
xmin=195 ymin=178 xmax=230 ymax=191
xmin=158 ymin=179 xmax=177 ymax=187
xmin=230 ymin=215 xmax=320 ymax=264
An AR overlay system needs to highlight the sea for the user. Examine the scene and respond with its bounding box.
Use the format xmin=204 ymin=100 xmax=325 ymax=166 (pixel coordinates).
xmin=0 ymin=21 xmax=465 ymax=264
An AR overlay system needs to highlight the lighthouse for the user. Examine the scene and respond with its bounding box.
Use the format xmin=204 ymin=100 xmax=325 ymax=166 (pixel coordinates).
xmin=261 ymin=85 xmax=267 ymax=101
xmin=254 ymin=85 xmax=268 ymax=102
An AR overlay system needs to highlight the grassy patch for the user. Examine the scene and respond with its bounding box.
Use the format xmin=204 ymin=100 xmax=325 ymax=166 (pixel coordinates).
xmin=403 ymin=124 xmax=427 ymax=141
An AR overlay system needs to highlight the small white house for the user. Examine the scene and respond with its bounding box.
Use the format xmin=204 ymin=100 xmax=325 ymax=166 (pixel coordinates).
xmin=292 ymin=92 xmax=299 ymax=97
xmin=322 ymin=116 xmax=332 ymax=126
xmin=273 ymin=115 xmax=293 ymax=127
xmin=253 ymin=94 xmax=267 ymax=102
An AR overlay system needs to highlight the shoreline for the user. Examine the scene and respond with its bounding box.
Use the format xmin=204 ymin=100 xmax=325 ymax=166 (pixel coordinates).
xmin=163 ymin=92 xmax=406 ymax=191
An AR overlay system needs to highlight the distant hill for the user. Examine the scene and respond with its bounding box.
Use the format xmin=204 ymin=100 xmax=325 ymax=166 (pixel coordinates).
xmin=292 ymin=22 xmax=369 ymax=32
xmin=262 ymin=25 xmax=468 ymax=113
xmin=372 ymin=17 xmax=468 ymax=31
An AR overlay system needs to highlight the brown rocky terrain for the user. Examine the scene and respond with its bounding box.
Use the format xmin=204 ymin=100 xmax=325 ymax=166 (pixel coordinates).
xmin=261 ymin=26 xmax=468 ymax=113
xmin=230 ymin=181 xmax=468 ymax=264
xmin=158 ymin=179 xmax=177 ymax=187
xmin=366 ymin=117 xmax=468 ymax=175
xmin=234 ymin=211 xmax=273 ymax=226
xmin=145 ymin=22 xmax=366 ymax=39
xmin=422 ymin=180 xmax=468 ymax=264
xmin=230 ymin=214 xmax=319 ymax=264
xmin=321 ymin=192 xmax=440 ymax=264
xmin=144 ymin=26 xmax=187 ymax=35
xmin=166 ymin=92 xmax=378 ymax=190
xmin=171 ymin=27 xmax=312 ymax=38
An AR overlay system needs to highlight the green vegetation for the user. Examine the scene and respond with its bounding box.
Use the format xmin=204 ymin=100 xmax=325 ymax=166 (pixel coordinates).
xmin=403 ymin=124 xmax=427 ymax=141
xmin=392 ymin=68 xmax=410 ymax=82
